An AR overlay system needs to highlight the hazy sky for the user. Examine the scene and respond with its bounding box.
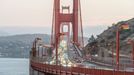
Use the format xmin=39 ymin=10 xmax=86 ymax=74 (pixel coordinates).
xmin=0 ymin=0 xmax=134 ymax=27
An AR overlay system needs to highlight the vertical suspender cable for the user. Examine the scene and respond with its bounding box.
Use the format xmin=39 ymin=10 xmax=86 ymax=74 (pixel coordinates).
xmin=79 ymin=0 xmax=84 ymax=47
xmin=51 ymin=0 xmax=55 ymax=46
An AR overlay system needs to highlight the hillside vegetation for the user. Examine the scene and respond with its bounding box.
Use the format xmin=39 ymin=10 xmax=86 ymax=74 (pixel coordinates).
xmin=0 ymin=34 xmax=50 ymax=58
xmin=84 ymin=18 xmax=134 ymax=56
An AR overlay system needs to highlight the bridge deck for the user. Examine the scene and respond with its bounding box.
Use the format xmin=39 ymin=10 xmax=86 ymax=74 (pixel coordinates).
xmin=30 ymin=59 xmax=134 ymax=75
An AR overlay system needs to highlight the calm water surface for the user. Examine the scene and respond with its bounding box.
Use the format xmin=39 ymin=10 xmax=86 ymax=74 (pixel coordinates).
xmin=0 ymin=58 xmax=29 ymax=75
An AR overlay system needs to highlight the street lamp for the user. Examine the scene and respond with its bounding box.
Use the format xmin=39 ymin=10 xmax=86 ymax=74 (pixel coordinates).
xmin=116 ymin=26 xmax=121 ymax=70
xmin=116 ymin=23 xmax=130 ymax=70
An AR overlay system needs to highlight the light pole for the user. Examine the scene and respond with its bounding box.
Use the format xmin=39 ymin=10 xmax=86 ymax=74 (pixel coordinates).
xmin=116 ymin=27 xmax=120 ymax=70
xmin=116 ymin=23 xmax=130 ymax=70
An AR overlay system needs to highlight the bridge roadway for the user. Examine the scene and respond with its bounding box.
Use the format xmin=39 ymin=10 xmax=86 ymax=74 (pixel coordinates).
xmin=30 ymin=43 xmax=134 ymax=75
xmin=30 ymin=58 xmax=134 ymax=75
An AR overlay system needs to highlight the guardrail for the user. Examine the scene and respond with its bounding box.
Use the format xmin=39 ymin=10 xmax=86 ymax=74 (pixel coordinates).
xmin=30 ymin=60 xmax=134 ymax=75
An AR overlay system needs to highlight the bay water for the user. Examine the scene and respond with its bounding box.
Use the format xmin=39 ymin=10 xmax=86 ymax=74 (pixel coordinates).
xmin=0 ymin=58 xmax=29 ymax=75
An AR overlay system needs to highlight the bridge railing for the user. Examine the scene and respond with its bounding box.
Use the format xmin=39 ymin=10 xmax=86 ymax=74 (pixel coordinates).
xmin=30 ymin=55 xmax=134 ymax=72
xmin=30 ymin=59 xmax=134 ymax=75
xmin=85 ymin=55 xmax=134 ymax=71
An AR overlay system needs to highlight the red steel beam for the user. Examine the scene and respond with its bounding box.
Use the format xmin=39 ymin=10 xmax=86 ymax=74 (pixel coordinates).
xmin=31 ymin=61 xmax=134 ymax=75
xmin=116 ymin=28 xmax=120 ymax=70
xmin=59 ymin=14 xmax=73 ymax=22
xmin=54 ymin=0 xmax=60 ymax=65
xmin=73 ymin=0 xmax=79 ymax=44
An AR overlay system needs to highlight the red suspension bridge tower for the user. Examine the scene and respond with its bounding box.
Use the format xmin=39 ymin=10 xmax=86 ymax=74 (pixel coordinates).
xmin=51 ymin=0 xmax=84 ymax=65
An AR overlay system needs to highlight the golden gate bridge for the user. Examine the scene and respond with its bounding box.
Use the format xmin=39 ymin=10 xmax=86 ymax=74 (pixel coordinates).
xmin=30 ymin=0 xmax=134 ymax=75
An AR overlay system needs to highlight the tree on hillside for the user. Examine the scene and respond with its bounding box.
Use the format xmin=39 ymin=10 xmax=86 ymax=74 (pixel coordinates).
xmin=88 ymin=35 xmax=96 ymax=43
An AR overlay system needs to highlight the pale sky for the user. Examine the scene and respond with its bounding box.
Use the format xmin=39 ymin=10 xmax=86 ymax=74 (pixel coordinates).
xmin=0 ymin=0 xmax=134 ymax=27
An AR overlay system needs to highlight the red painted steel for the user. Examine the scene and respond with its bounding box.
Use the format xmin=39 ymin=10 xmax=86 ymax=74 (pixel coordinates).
xmin=50 ymin=0 xmax=84 ymax=65
xmin=73 ymin=0 xmax=78 ymax=44
xmin=52 ymin=0 xmax=83 ymax=46
xmin=31 ymin=60 xmax=134 ymax=75
xmin=116 ymin=28 xmax=120 ymax=70
xmin=59 ymin=14 xmax=73 ymax=22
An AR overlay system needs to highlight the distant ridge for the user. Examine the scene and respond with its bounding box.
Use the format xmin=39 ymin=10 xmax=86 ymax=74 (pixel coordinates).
xmin=0 ymin=33 xmax=88 ymax=58
xmin=0 ymin=34 xmax=50 ymax=58
xmin=84 ymin=18 xmax=134 ymax=55
xmin=0 ymin=30 xmax=9 ymax=36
